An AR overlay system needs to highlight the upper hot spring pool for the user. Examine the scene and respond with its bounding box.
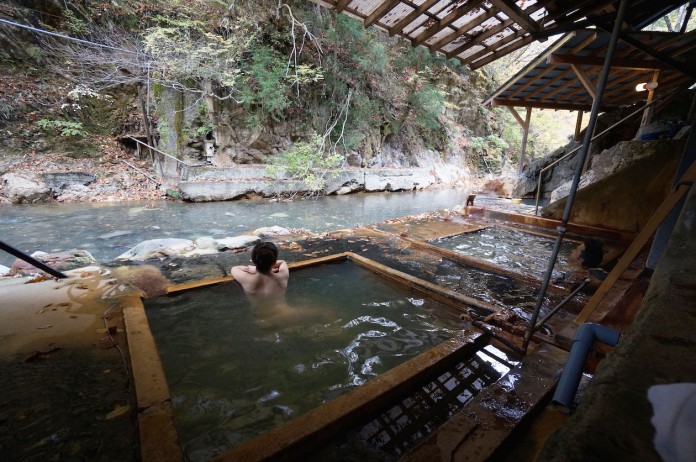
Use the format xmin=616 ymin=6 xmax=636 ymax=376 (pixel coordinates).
xmin=430 ymin=226 xmax=578 ymax=278
xmin=144 ymin=259 xmax=468 ymax=461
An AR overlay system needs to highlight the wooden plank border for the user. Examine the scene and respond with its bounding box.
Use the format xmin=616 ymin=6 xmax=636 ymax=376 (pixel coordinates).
xmin=122 ymin=295 xmax=183 ymax=462
xmin=213 ymin=332 xmax=488 ymax=462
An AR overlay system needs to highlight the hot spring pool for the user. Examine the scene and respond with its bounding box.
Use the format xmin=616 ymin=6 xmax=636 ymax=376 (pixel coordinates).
xmin=430 ymin=226 xmax=578 ymax=279
xmin=144 ymin=259 xmax=469 ymax=460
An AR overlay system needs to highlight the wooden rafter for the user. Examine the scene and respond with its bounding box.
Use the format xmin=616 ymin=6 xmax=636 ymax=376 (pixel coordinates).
xmin=570 ymin=64 xmax=597 ymax=99
xmin=463 ymin=25 xmax=526 ymax=65
xmin=470 ymin=34 xmax=535 ymax=69
xmin=388 ymin=0 xmax=440 ymax=37
xmin=336 ymin=0 xmax=352 ymax=13
xmin=365 ymin=0 xmax=401 ymax=27
xmin=428 ymin=5 xmax=497 ymax=52
xmin=506 ymin=32 xmax=598 ymax=100
xmin=492 ymin=98 xmax=607 ymax=112
xmin=446 ymin=3 xmax=544 ymax=59
xmin=549 ymin=54 xmax=676 ymax=71
xmin=413 ymin=0 xmax=484 ymax=47
xmin=489 ymin=0 xmax=541 ymax=34
xmin=594 ymin=19 xmax=696 ymax=79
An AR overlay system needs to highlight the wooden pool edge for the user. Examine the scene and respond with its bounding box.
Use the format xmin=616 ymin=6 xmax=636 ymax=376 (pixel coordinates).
xmin=122 ymin=294 xmax=184 ymax=462
xmin=127 ymin=252 xmax=500 ymax=461
xmin=163 ymin=251 xmax=502 ymax=315
xmin=212 ymin=331 xmax=489 ymax=462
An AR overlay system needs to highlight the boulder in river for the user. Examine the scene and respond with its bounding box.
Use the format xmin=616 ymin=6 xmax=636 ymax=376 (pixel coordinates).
xmin=252 ymin=226 xmax=291 ymax=237
xmin=116 ymin=238 xmax=195 ymax=261
xmin=2 ymin=173 xmax=51 ymax=204
xmin=215 ymin=235 xmax=260 ymax=251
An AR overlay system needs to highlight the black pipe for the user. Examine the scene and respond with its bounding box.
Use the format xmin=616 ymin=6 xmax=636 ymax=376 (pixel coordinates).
xmin=0 ymin=240 xmax=68 ymax=279
xmin=523 ymin=0 xmax=629 ymax=351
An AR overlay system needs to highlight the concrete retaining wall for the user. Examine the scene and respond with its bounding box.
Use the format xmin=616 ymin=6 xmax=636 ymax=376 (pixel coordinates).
xmin=178 ymin=166 xmax=440 ymax=201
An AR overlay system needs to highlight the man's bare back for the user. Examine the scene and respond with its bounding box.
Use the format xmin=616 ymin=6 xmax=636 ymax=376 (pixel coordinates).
xmin=231 ymin=261 xmax=289 ymax=297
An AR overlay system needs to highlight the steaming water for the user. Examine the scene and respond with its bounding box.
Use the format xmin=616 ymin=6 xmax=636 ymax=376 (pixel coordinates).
xmin=0 ymin=188 xmax=474 ymax=267
xmin=144 ymin=260 xmax=467 ymax=461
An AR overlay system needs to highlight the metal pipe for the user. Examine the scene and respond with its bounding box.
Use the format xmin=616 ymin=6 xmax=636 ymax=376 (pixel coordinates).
xmin=0 ymin=240 xmax=68 ymax=279
xmin=126 ymin=136 xmax=193 ymax=167
xmin=534 ymin=95 xmax=666 ymax=215
xmin=524 ymin=0 xmax=629 ymax=351
xmin=552 ymin=323 xmax=621 ymax=413
xmin=535 ymin=278 xmax=589 ymax=330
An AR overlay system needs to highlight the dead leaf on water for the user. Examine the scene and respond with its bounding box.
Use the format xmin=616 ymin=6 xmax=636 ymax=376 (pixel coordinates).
xmin=106 ymin=404 xmax=130 ymax=420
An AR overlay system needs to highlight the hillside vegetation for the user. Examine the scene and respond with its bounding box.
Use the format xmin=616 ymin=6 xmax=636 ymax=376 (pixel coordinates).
xmin=0 ymin=0 xmax=575 ymax=200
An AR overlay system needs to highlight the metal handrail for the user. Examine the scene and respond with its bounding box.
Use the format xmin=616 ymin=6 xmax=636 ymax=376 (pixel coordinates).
xmin=0 ymin=240 xmax=67 ymax=278
xmin=534 ymin=95 xmax=666 ymax=215
xmin=126 ymin=135 xmax=194 ymax=167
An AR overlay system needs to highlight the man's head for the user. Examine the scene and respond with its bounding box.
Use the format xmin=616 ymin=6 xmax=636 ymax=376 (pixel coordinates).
xmin=572 ymin=238 xmax=604 ymax=268
xmin=252 ymin=242 xmax=278 ymax=273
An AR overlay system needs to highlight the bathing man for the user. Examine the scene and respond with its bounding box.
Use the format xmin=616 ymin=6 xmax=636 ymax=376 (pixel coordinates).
xmin=570 ymin=238 xmax=607 ymax=288
xmin=231 ymin=242 xmax=289 ymax=298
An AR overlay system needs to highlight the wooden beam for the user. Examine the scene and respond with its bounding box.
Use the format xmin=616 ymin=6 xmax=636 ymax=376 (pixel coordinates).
xmin=492 ymin=98 xmax=603 ymax=112
xmin=447 ymin=3 xmax=544 ymax=59
xmin=641 ymin=69 xmax=660 ymax=126
xmin=469 ymin=34 xmax=534 ymax=69
xmin=413 ymin=0 xmax=483 ymax=47
xmin=364 ymin=0 xmax=400 ymax=27
xmin=446 ymin=17 xmax=512 ymax=59
xmin=507 ymin=106 xmax=525 ymax=127
xmin=462 ymin=25 xmax=526 ymax=65
xmin=574 ymin=111 xmax=583 ymax=141
xmin=335 ymin=0 xmax=352 ymax=13
xmin=489 ymin=0 xmax=540 ymax=33
xmin=388 ymin=0 xmax=440 ymax=37
xmin=518 ymin=107 xmax=532 ymax=175
xmin=549 ymin=53 xmax=675 ymax=71
xmin=575 ymin=159 xmax=696 ymax=324
xmin=427 ymin=6 xmax=497 ymax=52
xmin=607 ymin=24 xmax=696 ymax=79
xmin=570 ymin=64 xmax=597 ymax=99
xmin=506 ymin=32 xmax=597 ymax=100
xmin=214 ymin=333 xmax=488 ymax=462
xmin=165 ymin=253 xmax=351 ymax=294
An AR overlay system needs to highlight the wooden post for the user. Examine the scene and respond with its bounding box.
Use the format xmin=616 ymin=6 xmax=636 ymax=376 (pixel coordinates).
xmin=574 ymin=111 xmax=583 ymax=141
xmin=640 ymin=70 xmax=660 ymax=127
xmin=519 ymin=107 xmax=532 ymax=175
xmin=507 ymin=106 xmax=532 ymax=175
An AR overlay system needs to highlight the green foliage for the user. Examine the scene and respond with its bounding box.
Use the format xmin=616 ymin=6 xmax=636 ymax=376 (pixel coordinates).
xmin=266 ymin=133 xmax=343 ymax=192
xmin=409 ymin=84 xmax=445 ymax=130
xmin=63 ymin=9 xmax=89 ymax=36
xmin=144 ymin=15 xmax=256 ymax=92
xmin=238 ymin=46 xmax=289 ymax=120
xmin=36 ymin=119 xmax=88 ymax=138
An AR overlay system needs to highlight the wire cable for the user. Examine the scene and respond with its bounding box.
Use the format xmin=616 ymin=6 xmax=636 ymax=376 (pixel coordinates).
xmin=0 ymin=17 xmax=139 ymax=54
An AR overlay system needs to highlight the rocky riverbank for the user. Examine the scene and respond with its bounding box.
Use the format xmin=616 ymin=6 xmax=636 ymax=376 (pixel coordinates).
xmin=0 ymin=139 xmax=165 ymax=205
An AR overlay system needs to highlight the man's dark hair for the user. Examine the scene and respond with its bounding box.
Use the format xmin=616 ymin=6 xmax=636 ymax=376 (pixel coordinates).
xmin=252 ymin=242 xmax=278 ymax=273
xmin=581 ymin=238 xmax=604 ymax=268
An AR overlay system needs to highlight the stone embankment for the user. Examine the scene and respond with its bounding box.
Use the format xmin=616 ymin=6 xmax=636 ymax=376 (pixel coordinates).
xmin=177 ymin=165 xmax=444 ymax=201
xmin=1 ymin=148 xmax=469 ymax=204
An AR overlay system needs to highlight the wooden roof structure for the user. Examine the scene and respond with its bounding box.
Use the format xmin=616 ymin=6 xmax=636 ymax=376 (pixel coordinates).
xmin=308 ymin=0 xmax=689 ymax=70
xmin=484 ymin=28 xmax=696 ymax=111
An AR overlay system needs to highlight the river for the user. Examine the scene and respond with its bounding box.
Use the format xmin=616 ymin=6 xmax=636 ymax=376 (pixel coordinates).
xmin=1 ymin=188 xmax=482 ymax=267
